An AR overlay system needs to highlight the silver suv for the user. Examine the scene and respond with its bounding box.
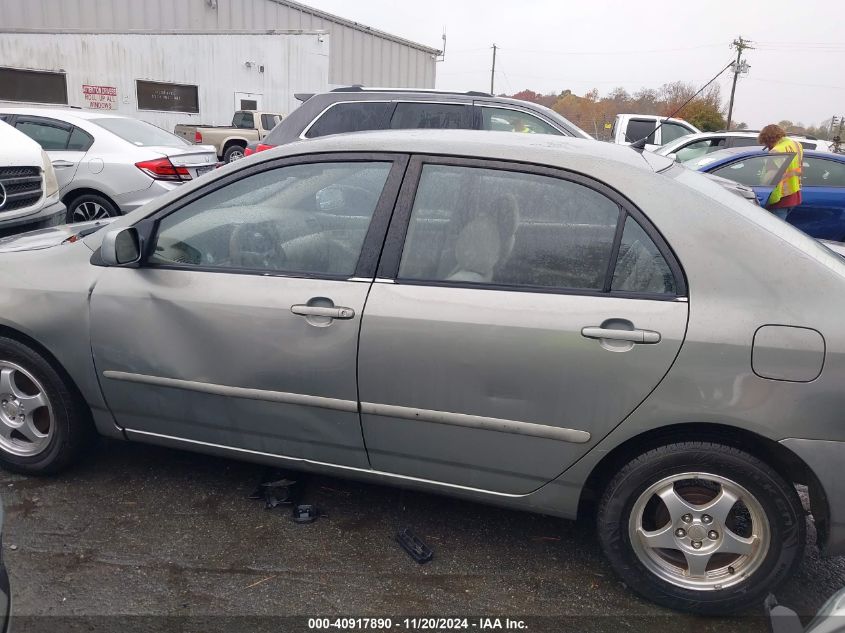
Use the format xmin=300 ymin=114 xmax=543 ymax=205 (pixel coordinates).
xmin=0 ymin=130 xmax=841 ymax=615
xmin=244 ymin=86 xmax=591 ymax=155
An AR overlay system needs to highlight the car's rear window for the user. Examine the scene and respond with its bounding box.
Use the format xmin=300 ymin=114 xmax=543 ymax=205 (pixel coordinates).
xmin=91 ymin=117 xmax=189 ymax=147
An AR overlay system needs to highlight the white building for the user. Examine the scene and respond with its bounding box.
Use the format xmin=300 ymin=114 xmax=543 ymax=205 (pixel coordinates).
xmin=0 ymin=0 xmax=439 ymax=131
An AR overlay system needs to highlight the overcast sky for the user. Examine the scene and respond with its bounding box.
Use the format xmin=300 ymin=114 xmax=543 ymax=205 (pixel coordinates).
xmin=303 ymin=0 xmax=843 ymax=129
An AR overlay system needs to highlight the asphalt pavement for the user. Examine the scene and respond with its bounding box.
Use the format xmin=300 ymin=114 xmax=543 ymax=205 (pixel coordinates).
xmin=2 ymin=439 xmax=843 ymax=632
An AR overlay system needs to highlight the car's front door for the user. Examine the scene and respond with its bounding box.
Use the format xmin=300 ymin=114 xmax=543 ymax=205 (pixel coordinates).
xmin=358 ymin=157 xmax=688 ymax=494
xmin=90 ymin=154 xmax=406 ymax=468
xmin=707 ymin=153 xmax=793 ymax=207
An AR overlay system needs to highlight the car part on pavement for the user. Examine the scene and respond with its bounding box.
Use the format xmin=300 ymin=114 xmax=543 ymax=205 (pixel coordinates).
xmin=396 ymin=528 xmax=434 ymax=564
xmin=766 ymin=590 xmax=845 ymax=633
xmin=598 ymin=442 xmax=805 ymax=614
xmin=291 ymin=504 xmax=320 ymax=524
xmin=248 ymin=469 xmax=301 ymax=510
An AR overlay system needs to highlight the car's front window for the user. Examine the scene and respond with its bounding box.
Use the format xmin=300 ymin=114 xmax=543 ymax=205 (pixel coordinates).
xmin=91 ymin=117 xmax=189 ymax=146
xmin=710 ymin=154 xmax=792 ymax=187
xmin=149 ymin=161 xmax=392 ymax=276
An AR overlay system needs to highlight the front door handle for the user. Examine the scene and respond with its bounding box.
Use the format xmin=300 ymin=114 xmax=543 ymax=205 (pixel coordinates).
xmin=291 ymin=305 xmax=355 ymax=320
xmin=581 ymin=326 xmax=661 ymax=344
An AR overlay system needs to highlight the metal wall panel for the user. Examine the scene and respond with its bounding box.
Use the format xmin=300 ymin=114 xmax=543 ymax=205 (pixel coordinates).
xmin=0 ymin=31 xmax=329 ymax=131
xmin=0 ymin=0 xmax=437 ymax=88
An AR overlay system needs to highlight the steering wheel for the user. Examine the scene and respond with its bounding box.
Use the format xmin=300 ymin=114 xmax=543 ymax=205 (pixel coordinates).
xmin=229 ymin=222 xmax=287 ymax=270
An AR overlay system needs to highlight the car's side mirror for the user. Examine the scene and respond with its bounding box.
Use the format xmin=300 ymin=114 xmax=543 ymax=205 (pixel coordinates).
xmin=101 ymin=227 xmax=142 ymax=266
xmin=667 ymin=153 xmax=679 ymax=162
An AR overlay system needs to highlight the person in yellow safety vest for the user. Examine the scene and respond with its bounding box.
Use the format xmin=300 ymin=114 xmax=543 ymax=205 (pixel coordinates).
xmin=758 ymin=124 xmax=803 ymax=220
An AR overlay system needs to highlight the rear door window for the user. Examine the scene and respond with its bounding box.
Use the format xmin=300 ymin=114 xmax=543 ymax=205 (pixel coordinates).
xmin=390 ymin=102 xmax=471 ymax=129
xmin=67 ymin=127 xmax=94 ymax=151
xmin=305 ymin=102 xmax=391 ymax=138
xmin=728 ymin=136 xmax=761 ymax=148
xmin=802 ymin=158 xmax=845 ymax=187
xmin=480 ymin=107 xmax=562 ymax=135
xmin=625 ymin=119 xmax=657 ymax=144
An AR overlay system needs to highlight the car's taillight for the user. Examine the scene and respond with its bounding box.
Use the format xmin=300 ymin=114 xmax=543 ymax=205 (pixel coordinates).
xmin=255 ymin=143 xmax=274 ymax=153
xmin=194 ymin=130 xmax=203 ymax=143
xmin=135 ymin=158 xmax=192 ymax=181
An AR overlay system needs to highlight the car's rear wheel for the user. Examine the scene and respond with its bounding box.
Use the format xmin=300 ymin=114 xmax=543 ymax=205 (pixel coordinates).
xmin=223 ymin=145 xmax=246 ymax=163
xmin=0 ymin=337 xmax=93 ymax=475
xmin=597 ymin=442 xmax=805 ymax=614
xmin=66 ymin=193 xmax=119 ymax=224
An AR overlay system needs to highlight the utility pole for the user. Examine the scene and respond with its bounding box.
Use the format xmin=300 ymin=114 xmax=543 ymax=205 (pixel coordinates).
xmin=726 ymin=36 xmax=753 ymax=130
xmin=490 ymin=44 xmax=497 ymax=94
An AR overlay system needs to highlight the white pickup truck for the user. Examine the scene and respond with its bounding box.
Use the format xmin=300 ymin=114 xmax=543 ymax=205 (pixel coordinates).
xmin=174 ymin=110 xmax=283 ymax=163
xmin=611 ymin=114 xmax=700 ymax=150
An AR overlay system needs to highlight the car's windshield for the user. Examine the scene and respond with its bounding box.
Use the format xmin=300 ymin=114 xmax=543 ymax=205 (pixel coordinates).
xmin=91 ymin=117 xmax=189 ymax=146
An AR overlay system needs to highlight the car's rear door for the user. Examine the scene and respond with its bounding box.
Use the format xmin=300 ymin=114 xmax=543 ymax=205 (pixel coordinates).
xmin=12 ymin=115 xmax=89 ymax=191
xmin=90 ymin=153 xmax=407 ymax=467
xmin=786 ymin=156 xmax=845 ymax=240
xmin=357 ymin=156 xmax=688 ymax=494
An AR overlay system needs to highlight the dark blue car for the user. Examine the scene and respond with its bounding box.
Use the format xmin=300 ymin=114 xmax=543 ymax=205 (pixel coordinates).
xmin=690 ymin=147 xmax=845 ymax=240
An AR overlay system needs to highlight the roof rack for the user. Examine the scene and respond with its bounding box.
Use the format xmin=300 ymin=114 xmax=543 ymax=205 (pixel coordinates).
xmin=330 ymin=86 xmax=494 ymax=98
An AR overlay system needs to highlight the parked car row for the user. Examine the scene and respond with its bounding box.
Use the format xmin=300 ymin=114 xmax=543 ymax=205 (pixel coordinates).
xmin=0 ymin=109 xmax=217 ymax=234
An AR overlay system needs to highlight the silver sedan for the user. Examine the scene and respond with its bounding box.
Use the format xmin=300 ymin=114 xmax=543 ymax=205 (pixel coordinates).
xmin=0 ymin=130 xmax=842 ymax=614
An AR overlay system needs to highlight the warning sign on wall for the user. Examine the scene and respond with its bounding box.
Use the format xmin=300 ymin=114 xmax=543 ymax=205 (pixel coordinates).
xmin=82 ymin=85 xmax=118 ymax=110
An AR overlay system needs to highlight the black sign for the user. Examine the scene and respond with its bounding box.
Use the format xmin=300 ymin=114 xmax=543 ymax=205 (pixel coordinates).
xmin=136 ymin=80 xmax=199 ymax=113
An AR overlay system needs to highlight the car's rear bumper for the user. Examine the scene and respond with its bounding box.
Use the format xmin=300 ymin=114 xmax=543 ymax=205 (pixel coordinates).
xmin=781 ymin=438 xmax=845 ymax=556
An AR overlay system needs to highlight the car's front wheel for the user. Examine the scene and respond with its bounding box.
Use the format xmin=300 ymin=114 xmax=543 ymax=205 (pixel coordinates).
xmin=0 ymin=337 xmax=93 ymax=475
xmin=597 ymin=442 xmax=805 ymax=614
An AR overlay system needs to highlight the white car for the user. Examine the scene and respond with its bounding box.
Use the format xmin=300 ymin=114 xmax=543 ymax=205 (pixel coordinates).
xmin=610 ymin=114 xmax=699 ymax=149
xmin=0 ymin=108 xmax=217 ymax=223
xmin=0 ymin=120 xmax=65 ymax=236
xmin=656 ymin=130 xmax=833 ymax=163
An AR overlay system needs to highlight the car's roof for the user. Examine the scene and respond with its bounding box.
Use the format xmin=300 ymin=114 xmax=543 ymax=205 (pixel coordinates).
xmin=264 ymin=129 xmax=670 ymax=172
xmin=0 ymin=106 xmax=127 ymax=121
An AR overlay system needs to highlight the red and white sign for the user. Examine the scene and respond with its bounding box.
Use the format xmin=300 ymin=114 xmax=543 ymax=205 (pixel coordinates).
xmin=82 ymin=85 xmax=118 ymax=110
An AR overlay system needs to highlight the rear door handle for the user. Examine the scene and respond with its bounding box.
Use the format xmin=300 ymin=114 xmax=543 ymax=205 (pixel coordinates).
xmin=581 ymin=326 xmax=661 ymax=344
xmin=51 ymin=160 xmax=75 ymax=168
xmin=291 ymin=305 xmax=355 ymax=319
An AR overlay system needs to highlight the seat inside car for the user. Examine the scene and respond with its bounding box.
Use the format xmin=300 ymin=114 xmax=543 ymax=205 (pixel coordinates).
xmin=446 ymin=193 xmax=519 ymax=283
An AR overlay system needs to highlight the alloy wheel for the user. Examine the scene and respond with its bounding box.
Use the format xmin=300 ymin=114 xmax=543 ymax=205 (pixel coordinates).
xmin=228 ymin=150 xmax=245 ymax=162
xmin=72 ymin=201 xmax=113 ymax=222
xmin=0 ymin=361 xmax=54 ymax=457
xmin=628 ymin=472 xmax=770 ymax=590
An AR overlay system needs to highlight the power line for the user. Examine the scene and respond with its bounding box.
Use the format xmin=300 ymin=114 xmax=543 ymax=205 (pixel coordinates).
xmin=500 ymin=43 xmax=724 ymax=56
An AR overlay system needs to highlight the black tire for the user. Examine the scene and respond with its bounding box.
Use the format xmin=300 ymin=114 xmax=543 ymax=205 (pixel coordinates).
xmin=0 ymin=337 xmax=94 ymax=475
xmin=223 ymin=144 xmax=246 ymax=163
xmin=66 ymin=193 xmax=120 ymax=224
xmin=597 ymin=442 xmax=805 ymax=614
